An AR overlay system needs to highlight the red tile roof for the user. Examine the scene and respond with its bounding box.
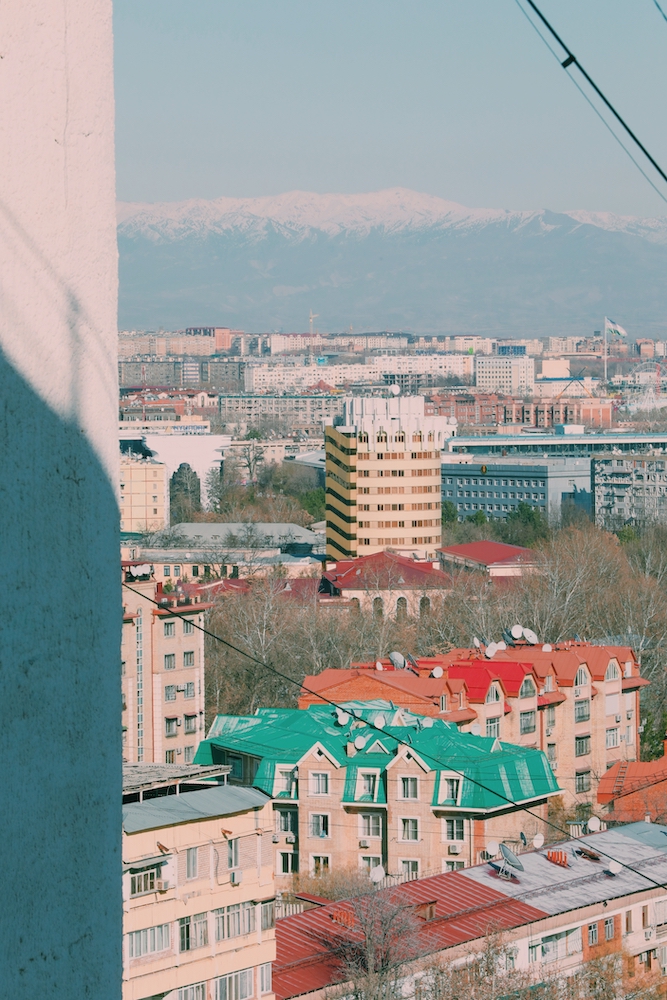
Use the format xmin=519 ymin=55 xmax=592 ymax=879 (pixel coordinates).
xmin=273 ymin=873 xmax=547 ymax=1000
xmin=447 ymin=659 xmax=535 ymax=702
xmin=438 ymin=540 xmax=537 ymax=568
xmin=323 ymin=551 xmax=450 ymax=592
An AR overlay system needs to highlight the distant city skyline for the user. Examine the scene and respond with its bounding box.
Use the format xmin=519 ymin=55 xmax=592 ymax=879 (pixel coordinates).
xmin=114 ymin=0 xmax=667 ymax=217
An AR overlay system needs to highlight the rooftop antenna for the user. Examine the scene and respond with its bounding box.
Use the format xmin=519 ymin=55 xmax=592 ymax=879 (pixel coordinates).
xmin=523 ymin=628 xmax=538 ymax=645
xmin=389 ymin=651 xmax=406 ymax=670
xmin=493 ymin=843 xmax=524 ymax=880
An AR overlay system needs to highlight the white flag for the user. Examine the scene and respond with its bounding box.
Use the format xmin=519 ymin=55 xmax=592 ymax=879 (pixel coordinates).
xmin=605 ymin=317 xmax=627 ymax=338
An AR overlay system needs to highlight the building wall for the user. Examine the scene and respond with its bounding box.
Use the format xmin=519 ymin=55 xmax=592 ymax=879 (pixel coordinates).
xmin=593 ymin=454 xmax=667 ymax=528
xmin=0 ymin=1 xmax=120 ymax=995
xmin=475 ymin=356 xmax=535 ymax=394
xmin=122 ymin=579 xmax=207 ymax=764
xmin=120 ymin=456 xmax=169 ymax=532
xmin=123 ymin=798 xmax=275 ymax=1000
xmin=218 ymin=393 xmax=344 ymax=429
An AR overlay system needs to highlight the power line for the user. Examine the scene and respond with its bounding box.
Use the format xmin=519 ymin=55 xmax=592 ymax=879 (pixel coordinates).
xmin=123 ymin=581 xmax=667 ymax=894
xmin=652 ymin=0 xmax=667 ymax=26
xmin=514 ymin=0 xmax=667 ymax=202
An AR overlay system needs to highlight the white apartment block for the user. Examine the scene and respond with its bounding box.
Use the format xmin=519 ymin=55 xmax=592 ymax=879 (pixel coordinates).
xmin=475 ymin=355 xmax=535 ymax=395
xmin=245 ymin=354 xmax=474 ymax=394
xmin=120 ymin=456 xmax=169 ymax=533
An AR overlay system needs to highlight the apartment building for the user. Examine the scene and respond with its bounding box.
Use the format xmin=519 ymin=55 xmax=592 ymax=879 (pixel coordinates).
xmin=123 ymin=772 xmax=275 ymax=1000
xmin=244 ymin=355 xmax=474 ymax=394
xmin=218 ymin=393 xmax=343 ymax=431
xmin=120 ymin=455 xmax=169 ymax=533
xmin=325 ymin=395 xmax=455 ymax=560
xmin=195 ymin=702 xmax=559 ymax=887
xmin=475 ymin=355 xmax=535 ymax=394
xmin=122 ymin=570 xmax=209 ymax=764
xmin=593 ymin=453 xmax=667 ymax=528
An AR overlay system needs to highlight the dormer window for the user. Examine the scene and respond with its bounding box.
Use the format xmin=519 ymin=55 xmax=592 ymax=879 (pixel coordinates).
xmin=574 ymin=666 xmax=589 ymax=688
xmin=544 ymin=675 xmax=554 ymax=693
xmin=605 ymin=661 xmax=620 ymax=681
xmin=440 ymin=694 xmax=447 ymax=712
xmin=519 ymin=677 xmax=536 ymax=699
xmin=439 ymin=775 xmax=461 ymax=805
xmin=486 ymin=685 xmax=501 ymax=704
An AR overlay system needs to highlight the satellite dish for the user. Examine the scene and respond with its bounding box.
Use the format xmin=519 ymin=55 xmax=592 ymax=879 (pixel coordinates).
xmin=608 ymin=860 xmax=623 ymax=876
xmin=587 ymin=816 xmax=601 ymax=833
xmin=500 ymin=843 xmax=525 ymax=871
xmin=497 ymin=641 xmax=507 ymax=651
xmin=335 ymin=709 xmax=350 ymax=726
xmin=470 ymin=723 xmax=482 ymax=736
xmin=354 ymin=735 xmax=367 ymax=751
xmin=523 ymin=628 xmax=538 ymax=645
xmin=370 ymin=864 xmax=386 ymax=882
xmin=375 ymin=661 xmax=384 ymax=671
xmin=485 ymin=642 xmax=498 ymax=658
xmin=542 ymin=644 xmax=553 ymax=653
xmin=473 ymin=637 xmax=481 ymax=648
xmin=520 ymin=832 xmax=527 ymax=846
xmin=406 ymin=653 xmax=420 ymax=669
xmin=533 ymin=833 xmax=545 ymax=849
xmin=389 ymin=384 xmax=401 ymax=396
xmin=374 ymin=713 xmax=386 ymax=729
xmin=422 ymin=717 xmax=434 ymax=728
xmin=486 ymin=841 xmax=499 ymax=857
xmin=511 ymin=624 xmax=523 ymax=640
xmin=389 ymin=651 xmax=406 ymax=670
xmin=431 ymin=666 xmax=444 ymax=678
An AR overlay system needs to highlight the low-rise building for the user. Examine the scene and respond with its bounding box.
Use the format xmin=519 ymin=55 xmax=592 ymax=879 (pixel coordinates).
xmin=195 ymin=701 xmax=559 ymax=887
xmin=598 ymin=742 xmax=667 ymax=824
xmin=438 ymin=539 xmax=538 ymax=577
xmin=593 ymin=453 xmax=667 ymax=528
xmin=120 ymin=455 xmax=169 ymax=533
xmin=319 ymin=550 xmax=450 ymax=617
xmin=122 ymin=769 xmax=275 ymax=1000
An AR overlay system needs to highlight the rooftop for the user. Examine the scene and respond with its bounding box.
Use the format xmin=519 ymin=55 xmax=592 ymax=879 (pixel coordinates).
xmin=322 ymin=551 xmax=450 ymax=592
xmin=122 ymin=784 xmax=270 ymax=834
xmin=122 ymin=763 xmax=230 ymax=799
xmin=438 ymin=540 xmax=538 ymax=569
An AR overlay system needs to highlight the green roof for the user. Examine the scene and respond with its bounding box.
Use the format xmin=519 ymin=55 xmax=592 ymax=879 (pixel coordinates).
xmin=195 ymin=702 xmax=559 ymax=813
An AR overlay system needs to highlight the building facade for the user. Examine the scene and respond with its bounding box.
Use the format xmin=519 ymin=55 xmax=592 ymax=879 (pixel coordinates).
xmin=120 ymin=455 xmax=169 ymax=533
xmin=325 ymin=395 xmax=455 ymax=560
xmin=218 ymin=393 xmax=344 ymax=431
xmin=123 ymin=780 xmax=275 ymax=1000
xmin=593 ymin=453 xmax=667 ymax=528
xmin=122 ymin=573 xmax=208 ymax=764
xmin=475 ymin=356 xmax=535 ymax=394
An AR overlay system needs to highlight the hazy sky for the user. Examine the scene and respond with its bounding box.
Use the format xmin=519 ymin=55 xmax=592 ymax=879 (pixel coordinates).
xmin=114 ymin=1 xmax=667 ymax=216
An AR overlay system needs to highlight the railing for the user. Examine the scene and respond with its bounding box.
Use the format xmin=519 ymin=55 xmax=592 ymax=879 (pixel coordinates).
xmin=275 ymin=900 xmax=305 ymax=920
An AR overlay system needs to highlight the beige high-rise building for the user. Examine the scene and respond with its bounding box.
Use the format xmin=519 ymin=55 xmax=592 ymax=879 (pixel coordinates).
xmin=120 ymin=456 xmax=169 ymax=533
xmin=325 ymin=395 xmax=456 ymax=561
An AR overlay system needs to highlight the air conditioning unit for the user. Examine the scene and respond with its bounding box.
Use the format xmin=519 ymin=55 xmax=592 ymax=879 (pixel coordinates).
xmin=285 ymin=834 xmax=296 ymax=844
xmin=545 ymin=727 xmax=552 ymax=736
xmin=645 ymin=929 xmax=654 ymax=940
xmin=615 ymin=715 xmax=622 ymax=723
xmin=574 ymin=688 xmax=581 ymax=698
xmin=156 ymin=880 xmax=169 ymax=892
xmin=627 ymin=710 xmax=634 ymax=720
xmin=551 ymin=762 xmax=557 ymax=771
xmin=230 ymin=870 xmax=243 ymax=886
xmin=272 ymin=834 xmax=280 ymax=843
xmin=448 ymin=844 xmax=462 ymax=855
xmin=359 ymin=840 xmax=369 ymax=849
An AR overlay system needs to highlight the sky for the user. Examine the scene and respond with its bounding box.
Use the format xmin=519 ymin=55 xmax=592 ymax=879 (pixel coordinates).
xmin=113 ymin=1 xmax=667 ymax=217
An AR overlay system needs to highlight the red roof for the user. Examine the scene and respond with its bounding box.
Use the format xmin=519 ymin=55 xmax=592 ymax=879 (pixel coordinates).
xmin=447 ymin=659 xmax=535 ymax=702
xmin=273 ymin=873 xmax=547 ymax=1000
xmin=438 ymin=540 xmax=537 ymax=568
xmin=323 ymin=551 xmax=450 ymax=592
xmin=598 ymin=757 xmax=667 ymax=803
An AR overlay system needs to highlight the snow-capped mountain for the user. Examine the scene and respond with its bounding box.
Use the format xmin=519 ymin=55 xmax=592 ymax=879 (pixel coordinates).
xmin=117 ymin=188 xmax=667 ymax=334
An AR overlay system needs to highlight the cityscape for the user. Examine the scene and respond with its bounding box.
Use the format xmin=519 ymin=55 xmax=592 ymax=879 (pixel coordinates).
xmin=6 ymin=3 xmax=667 ymax=1000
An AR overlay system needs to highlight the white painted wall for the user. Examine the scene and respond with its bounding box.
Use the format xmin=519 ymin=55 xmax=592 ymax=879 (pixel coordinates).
xmin=0 ymin=1 xmax=120 ymax=995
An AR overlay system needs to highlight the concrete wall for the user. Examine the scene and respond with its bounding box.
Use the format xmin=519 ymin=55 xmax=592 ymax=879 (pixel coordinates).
xmin=0 ymin=1 xmax=120 ymax=995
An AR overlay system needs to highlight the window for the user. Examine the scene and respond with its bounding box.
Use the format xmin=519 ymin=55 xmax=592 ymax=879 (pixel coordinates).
xmin=361 ymin=814 xmax=381 ymax=838
xmin=164 ymin=685 xmax=176 ymax=702
xmin=215 ymin=968 xmax=254 ymax=1000
xmin=440 ymin=694 xmax=447 ymax=712
xmin=179 ymin=912 xmax=208 ymax=952
xmin=164 ymin=565 xmax=171 ymax=577
xmin=575 ymin=771 xmax=591 ymax=793
xmin=164 ymin=653 xmax=176 ymax=671
xmin=128 ymin=922 xmax=170 ymax=958
xmin=544 ymin=675 xmax=553 ymax=693
xmin=443 ymin=778 xmax=460 ymax=803
xmin=165 ymin=750 xmax=175 ymax=764
xmin=361 ymin=855 xmax=382 ymax=871
xmin=588 ymin=923 xmax=598 ymax=946
xmin=191 ymin=566 xmax=199 ymax=577
xmin=180 ymin=986 xmax=205 ymax=1000
xmin=277 ymin=769 xmax=296 ymax=796
xmin=643 ymin=905 xmax=649 ymax=929
xmin=520 ymin=711 xmax=536 ymax=734
xmin=183 ymin=651 xmax=195 ymax=667
xmin=165 ymin=717 xmax=177 ymax=737
xmin=312 ymin=855 xmax=329 ymax=874
xmin=184 ymin=745 xmax=195 ymax=763
xmin=605 ymin=661 xmax=620 ymax=681
xmin=605 ymin=917 xmax=614 ymax=941
xmin=486 ymin=717 xmax=500 ymax=739
xmin=401 ymin=818 xmax=419 ymax=841
xmin=280 ymin=852 xmax=298 ymax=873
xmin=485 ymin=685 xmax=501 ymax=704
xmin=228 ymin=838 xmax=239 ymax=869
xmin=228 ymin=755 xmax=243 ymax=781
xmin=184 ymin=681 xmax=195 ymax=699
xmin=401 ymin=776 xmax=418 ymax=799
xmin=520 ymin=677 xmax=536 ymax=698
xmin=606 ymin=727 xmax=620 ymax=749
xmin=184 ymin=715 xmax=197 ymax=734
xmin=444 ymin=860 xmax=465 ymax=872
xmin=625 ymin=910 xmax=633 ymax=934
xmin=186 ymin=847 xmax=198 ymax=880
xmin=361 ymin=773 xmax=377 ymax=798
xmin=547 ymin=743 xmax=557 ymax=762
xmin=260 ymin=963 xmax=272 ymax=995
xmin=130 ymin=868 xmax=158 ymax=896
xmin=183 ymin=619 xmax=194 ymax=634
xmin=402 ymin=860 xmax=419 ymax=877
xmin=545 ymin=705 xmax=555 ymax=727
xmin=278 ymin=810 xmax=297 ymax=834
xmin=164 ymin=622 xmax=175 ymax=638
xmin=214 ymin=902 xmax=255 ymax=941
xmin=173 ymin=565 xmax=181 ymax=577
xmin=575 ymin=735 xmax=591 ymax=756
xmin=310 ymin=772 xmax=329 ymax=795
xmin=310 ymin=814 xmax=329 ymax=838
xmin=574 ymin=699 xmax=590 ymax=723
xmin=574 ymin=665 xmax=588 ymax=687
xmin=446 ymin=818 xmax=464 ymax=841
xmin=261 ymin=900 xmax=275 ymax=931
xmin=529 ymin=943 xmax=539 ymax=964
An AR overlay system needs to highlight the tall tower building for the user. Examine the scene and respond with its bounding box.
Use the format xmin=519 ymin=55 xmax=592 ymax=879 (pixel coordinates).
xmin=325 ymin=395 xmax=456 ymax=560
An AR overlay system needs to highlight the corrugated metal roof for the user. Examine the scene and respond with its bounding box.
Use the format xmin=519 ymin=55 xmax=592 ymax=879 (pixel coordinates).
xmin=122 ymin=784 xmax=270 ymax=833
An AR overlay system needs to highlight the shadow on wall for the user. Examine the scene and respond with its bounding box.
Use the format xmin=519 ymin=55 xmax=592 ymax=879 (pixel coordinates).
xmin=0 ymin=347 xmax=121 ymax=996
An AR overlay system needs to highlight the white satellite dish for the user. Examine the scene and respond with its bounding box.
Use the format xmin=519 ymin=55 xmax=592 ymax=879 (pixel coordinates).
xmin=389 ymin=651 xmax=406 ymax=670
xmin=375 ymin=661 xmax=384 ymax=671
xmin=523 ymin=628 xmax=538 ymax=645
xmin=354 ymin=735 xmax=367 ymax=751
xmin=511 ymin=624 xmax=523 ymax=640
xmin=533 ymin=833 xmax=545 ymax=849
xmin=587 ymin=816 xmax=601 ymax=833
xmin=497 ymin=641 xmax=507 ymax=651
xmin=608 ymin=860 xmax=623 ymax=876
xmin=370 ymin=864 xmax=386 ymax=882
xmin=389 ymin=384 xmax=401 ymax=396
xmin=335 ymin=709 xmax=350 ymax=726
xmin=500 ymin=843 xmax=525 ymax=872
xmin=542 ymin=644 xmax=553 ymax=653
xmin=374 ymin=713 xmax=386 ymax=729
xmin=431 ymin=666 xmax=444 ymax=678
xmin=485 ymin=642 xmax=498 ymax=658
xmin=422 ymin=717 xmax=434 ymax=728
xmin=470 ymin=723 xmax=482 ymax=736
xmin=486 ymin=840 xmax=499 ymax=857
xmin=473 ymin=637 xmax=481 ymax=648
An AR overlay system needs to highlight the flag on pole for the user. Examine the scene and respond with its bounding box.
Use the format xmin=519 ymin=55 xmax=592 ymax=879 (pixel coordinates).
xmin=605 ymin=317 xmax=628 ymax=338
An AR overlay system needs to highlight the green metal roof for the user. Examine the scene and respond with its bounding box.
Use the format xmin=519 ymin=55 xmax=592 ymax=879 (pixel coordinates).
xmin=196 ymin=702 xmax=559 ymax=812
